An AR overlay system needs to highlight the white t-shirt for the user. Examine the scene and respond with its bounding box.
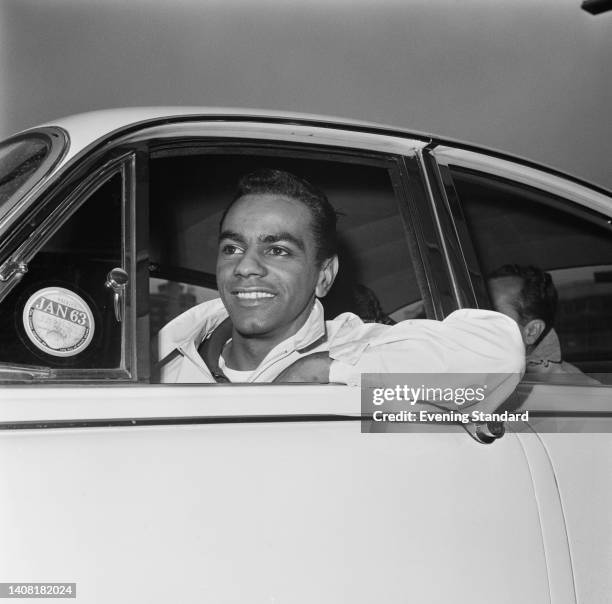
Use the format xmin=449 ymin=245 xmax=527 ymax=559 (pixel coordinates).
xmin=218 ymin=354 xmax=254 ymax=383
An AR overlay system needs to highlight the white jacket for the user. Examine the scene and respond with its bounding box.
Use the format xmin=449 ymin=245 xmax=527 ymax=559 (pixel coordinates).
xmin=158 ymin=299 xmax=525 ymax=405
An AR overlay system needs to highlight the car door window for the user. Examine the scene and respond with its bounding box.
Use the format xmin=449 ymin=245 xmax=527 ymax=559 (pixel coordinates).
xmin=446 ymin=166 xmax=612 ymax=383
xmin=0 ymin=169 xmax=125 ymax=378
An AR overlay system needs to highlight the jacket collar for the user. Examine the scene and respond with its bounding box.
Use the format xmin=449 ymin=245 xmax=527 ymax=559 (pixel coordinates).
xmin=170 ymin=297 xmax=328 ymax=376
xmin=292 ymin=298 xmax=327 ymax=351
xmin=527 ymin=328 xmax=562 ymax=366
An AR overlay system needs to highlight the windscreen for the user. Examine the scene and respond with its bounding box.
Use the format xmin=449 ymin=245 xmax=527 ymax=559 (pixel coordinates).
xmin=0 ymin=134 xmax=54 ymax=221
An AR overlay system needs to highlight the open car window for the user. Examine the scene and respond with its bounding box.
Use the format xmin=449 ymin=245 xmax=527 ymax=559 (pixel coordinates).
xmin=148 ymin=149 xmax=428 ymax=381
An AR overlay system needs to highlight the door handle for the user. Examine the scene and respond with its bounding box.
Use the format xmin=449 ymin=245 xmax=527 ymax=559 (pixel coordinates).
xmin=465 ymin=421 xmax=505 ymax=444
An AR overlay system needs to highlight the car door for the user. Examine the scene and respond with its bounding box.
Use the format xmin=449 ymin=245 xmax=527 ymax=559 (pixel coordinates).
xmin=426 ymin=143 xmax=612 ymax=604
xmin=0 ymin=120 xmax=575 ymax=603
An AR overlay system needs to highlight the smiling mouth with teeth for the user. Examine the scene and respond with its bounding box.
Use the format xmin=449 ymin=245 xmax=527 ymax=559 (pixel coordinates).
xmin=235 ymin=291 xmax=275 ymax=299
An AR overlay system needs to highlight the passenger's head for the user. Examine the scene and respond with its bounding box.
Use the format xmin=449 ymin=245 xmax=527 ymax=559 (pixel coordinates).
xmin=216 ymin=169 xmax=339 ymax=344
xmin=220 ymin=169 xmax=337 ymax=265
xmin=487 ymin=264 xmax=557 ymax=352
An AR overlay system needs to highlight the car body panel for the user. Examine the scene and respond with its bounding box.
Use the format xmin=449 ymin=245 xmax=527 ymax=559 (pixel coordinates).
xmin=0 ymin=422 xmax=567 ymax=603
xmin=536 ymin=428 xmax=612 ymax=604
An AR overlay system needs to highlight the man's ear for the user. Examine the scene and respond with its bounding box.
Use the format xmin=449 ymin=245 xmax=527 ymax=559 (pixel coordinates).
xmin=315 ymin=255 xmax=339 ymax=298
xmin=523 ymin=318 xmax=546 ymax=346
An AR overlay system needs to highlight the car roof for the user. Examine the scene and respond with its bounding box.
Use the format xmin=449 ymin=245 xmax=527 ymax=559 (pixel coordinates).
xmin=19 ymin=106 xmax=612 ymax=199
xmin=34 ymin=106 xmax=430 ymax=147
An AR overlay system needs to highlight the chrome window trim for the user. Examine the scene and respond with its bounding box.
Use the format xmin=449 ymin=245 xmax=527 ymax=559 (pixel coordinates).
xmin=1 ymin=381 xmax=611 ymax=428
xmin=122 ymin=152 xmax=138 ymax=381
xmin=432 ymin=146 xmax=612 ymax=215
xmin=418 ymin=146 xmax=480 ymax=310
xmin=116 ymin=121 xmax=429 ymax=158
xmin=398 ymin=154 xmax=453 ymax=319
xmin=423 ymin=152 xmax=488 ymax=308
xmin=412 ymin=148 xmax=471 ymax=315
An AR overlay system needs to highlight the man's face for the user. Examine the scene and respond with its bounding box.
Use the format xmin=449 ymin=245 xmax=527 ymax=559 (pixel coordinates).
xmin=217 ymin=193 xmax=335 ymax=345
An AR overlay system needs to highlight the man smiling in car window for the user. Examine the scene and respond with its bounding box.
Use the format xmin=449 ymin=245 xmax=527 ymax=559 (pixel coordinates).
xmin=158 ymin=169 xmax=524 ymax=406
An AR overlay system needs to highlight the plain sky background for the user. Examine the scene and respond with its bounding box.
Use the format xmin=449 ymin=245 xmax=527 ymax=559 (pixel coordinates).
xmin=0 ymin=0 xmax=610 ymax=188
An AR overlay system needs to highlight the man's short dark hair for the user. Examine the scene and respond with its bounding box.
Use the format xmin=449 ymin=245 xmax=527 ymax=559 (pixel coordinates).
xmin=220 ymin=169 xmax=337 ymax=265
xmin=488 ymin=264 xmax=558 ymax=332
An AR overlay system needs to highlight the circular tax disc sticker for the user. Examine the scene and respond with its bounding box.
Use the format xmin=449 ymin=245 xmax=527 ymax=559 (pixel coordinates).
xmin=22 ymin=287 xmax=95 ymax=357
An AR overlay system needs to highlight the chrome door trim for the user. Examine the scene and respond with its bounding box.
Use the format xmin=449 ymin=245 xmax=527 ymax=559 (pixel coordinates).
xmin=433 ymin=146 xmax=612 ymax=215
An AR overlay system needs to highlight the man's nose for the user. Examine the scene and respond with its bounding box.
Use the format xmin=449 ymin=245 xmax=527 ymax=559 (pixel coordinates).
xmin=233 ymin=248 xmax=266 ymax=278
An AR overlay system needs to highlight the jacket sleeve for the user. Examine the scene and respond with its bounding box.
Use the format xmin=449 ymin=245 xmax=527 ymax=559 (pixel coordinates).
xmin=328 ymin=309 xmax=525 ymax=406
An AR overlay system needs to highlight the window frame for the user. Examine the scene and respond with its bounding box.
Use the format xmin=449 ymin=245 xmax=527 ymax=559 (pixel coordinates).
xmin=135 ymin=137 xmax=450 ymax=381
xmin=415 ymin=147 xmax=480 ymax=312
xmin=0 ymin=151 xmax=137 ymax=382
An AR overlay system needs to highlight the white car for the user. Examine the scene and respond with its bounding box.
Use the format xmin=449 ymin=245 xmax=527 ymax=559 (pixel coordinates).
xmin=0 ymin=108 xmax=611 ymax=603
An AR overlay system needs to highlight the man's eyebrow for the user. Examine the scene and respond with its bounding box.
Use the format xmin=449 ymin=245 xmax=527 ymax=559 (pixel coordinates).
xmin=259 ymin=232 xmax=305 ymax=252
xmin=218 ymin=230 xmax=306 ymax=252
xmin=219 ymin=230 xmax=246 ymax=244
